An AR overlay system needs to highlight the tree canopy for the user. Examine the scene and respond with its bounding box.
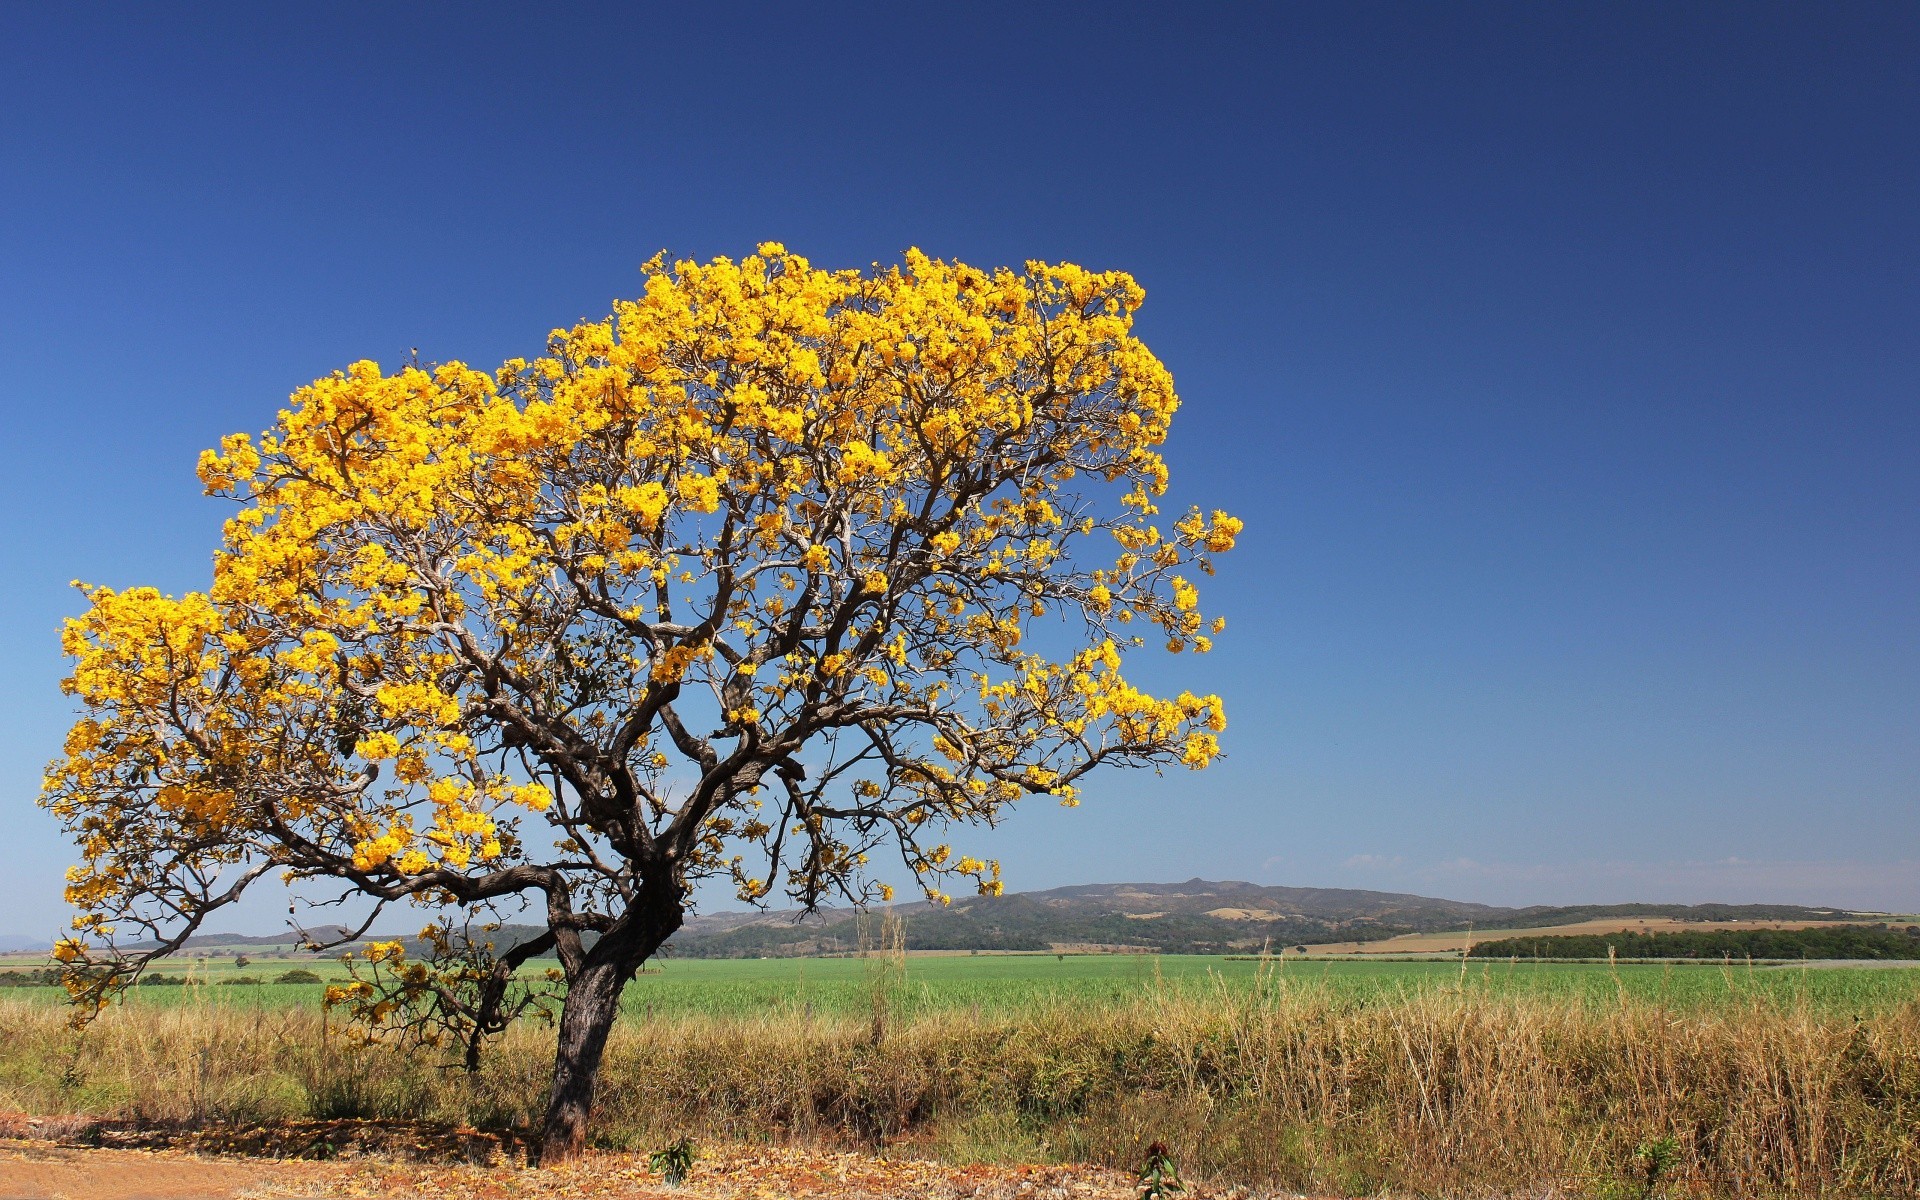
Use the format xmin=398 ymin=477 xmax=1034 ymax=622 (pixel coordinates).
xmin=43 ymin=244 xmax=1239 ymax=1158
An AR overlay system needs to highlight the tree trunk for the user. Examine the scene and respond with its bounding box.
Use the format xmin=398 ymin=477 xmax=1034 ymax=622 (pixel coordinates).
xmin=537 ymin=888 xmax=682 ymax=1165
xmin=537 ymin=955 xmax=627 ymax=1164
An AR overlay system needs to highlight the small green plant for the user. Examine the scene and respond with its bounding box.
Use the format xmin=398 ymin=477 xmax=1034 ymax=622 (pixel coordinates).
xmin=1138 ymin=1140 xmax=1184 ymax=1200
xmin=276 ymin=968 xmax=325 ymax=984
xmin=650 ymin=1135 xmax=696 ymax=1187
xmin=1634 ymin=1135 xmax=1681 ymax=1198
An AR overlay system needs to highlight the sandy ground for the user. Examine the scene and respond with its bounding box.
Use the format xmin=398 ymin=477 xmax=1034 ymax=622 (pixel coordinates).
xmin=0 ymin=1141 xmax=336 ymax=1199
xmin=0 ymin=1135 xmax=1287 ymax=1200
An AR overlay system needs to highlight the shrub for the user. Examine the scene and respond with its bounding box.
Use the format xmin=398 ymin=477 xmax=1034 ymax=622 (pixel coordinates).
xmin=0 ymin=969 xmax=58 ymax=988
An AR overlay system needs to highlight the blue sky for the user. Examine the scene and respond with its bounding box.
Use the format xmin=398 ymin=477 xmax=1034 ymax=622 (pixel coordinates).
xmin=2 ymin=3 xmax=1916 ymax=936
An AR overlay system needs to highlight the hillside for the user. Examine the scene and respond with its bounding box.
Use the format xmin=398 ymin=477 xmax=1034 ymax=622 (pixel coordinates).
xmin=663 ymin=879 xmax=1864 ymax=958
xmin=79 ymin=880 xmax=1868 ymax=962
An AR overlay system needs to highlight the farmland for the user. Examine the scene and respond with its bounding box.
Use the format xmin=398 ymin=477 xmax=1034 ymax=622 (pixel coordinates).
xmin=6 ymin=950 xmax=1920 ymax=1016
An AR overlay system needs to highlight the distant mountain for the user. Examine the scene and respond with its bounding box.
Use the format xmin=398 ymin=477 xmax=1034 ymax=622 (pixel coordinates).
xmin=101 ymin=881 xmax=1867 ymax=961
xmin=0 ymin=934 xmax=51 ymax=953
xmin=119 ymin=925 xmax=361 ymax=953
xmin=662 ymin=879 xmax=1864 ymax=958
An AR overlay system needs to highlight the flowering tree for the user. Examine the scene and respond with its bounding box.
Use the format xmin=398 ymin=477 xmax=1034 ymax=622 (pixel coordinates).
xmin=42 ymin=245 xmax=1240 ymax=1162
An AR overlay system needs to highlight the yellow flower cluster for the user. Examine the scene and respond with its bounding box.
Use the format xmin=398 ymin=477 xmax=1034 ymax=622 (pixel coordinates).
xmin=42 ymin=243 xmax=1239 ymax=959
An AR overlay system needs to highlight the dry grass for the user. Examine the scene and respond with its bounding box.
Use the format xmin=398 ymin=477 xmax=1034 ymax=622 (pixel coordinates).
xmin=3 ymin=974 xmax=1919 ymax=1197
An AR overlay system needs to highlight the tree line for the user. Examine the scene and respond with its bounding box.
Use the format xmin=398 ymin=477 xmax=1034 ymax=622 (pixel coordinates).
xmin=1469 ymin=925 xmax=1920 ymax=961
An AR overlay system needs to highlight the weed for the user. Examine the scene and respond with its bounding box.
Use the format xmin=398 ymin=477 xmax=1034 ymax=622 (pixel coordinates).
xmin=1137 ymin=1140 xmax=1183 ymax=1200
xmin=1634 ymin=1135 xmax=1681 ymax=1198
xmin=650 ymin=1135 xmax=696 ymax=1186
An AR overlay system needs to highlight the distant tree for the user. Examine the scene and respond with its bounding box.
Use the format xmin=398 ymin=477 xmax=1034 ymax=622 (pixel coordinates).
xmin=1469 ymin=926 xmax=1920 ymax=961
xmin=43 ymin=245 xmax=1239 ymax=1163
xmin=233 ymin=953 xmax=249 ymax=969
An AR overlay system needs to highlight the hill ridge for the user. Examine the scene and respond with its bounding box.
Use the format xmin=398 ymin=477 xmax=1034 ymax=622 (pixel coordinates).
xmin=669 ymin=878 xmax=1862 ymax=958
xmin=83 ymin=879 xmax=1866 ymax=958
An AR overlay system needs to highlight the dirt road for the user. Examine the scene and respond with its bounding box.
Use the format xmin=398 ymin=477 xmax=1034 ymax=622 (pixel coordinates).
xmin=0 ymin=1137 xmax=1255 ymax=1200
xmin=0 ymin=1141 xmax=338 ymax=1199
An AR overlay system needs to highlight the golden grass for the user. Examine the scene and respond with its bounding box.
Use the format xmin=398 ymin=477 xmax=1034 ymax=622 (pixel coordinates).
xmin=3 ymin=975 xmax=1919 ymax=1197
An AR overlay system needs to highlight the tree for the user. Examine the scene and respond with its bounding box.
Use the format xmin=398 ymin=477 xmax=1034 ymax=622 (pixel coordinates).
xmin=43 ymin=245 xmax=1240 ymax=1162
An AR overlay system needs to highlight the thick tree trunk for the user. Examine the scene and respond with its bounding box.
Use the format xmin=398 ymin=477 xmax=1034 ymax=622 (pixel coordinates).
xmin=537 ymin=956 xmax=627 ymax=1163
xmin=537 ymin=885 xmax=683 ymax=1165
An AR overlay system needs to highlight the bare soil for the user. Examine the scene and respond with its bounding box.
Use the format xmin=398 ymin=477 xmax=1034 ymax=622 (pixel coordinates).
xmin=0 ymin=1127 xmax=1283 ymax=1200
xmin=0 ymin=1141 xmax=338 ymax=1199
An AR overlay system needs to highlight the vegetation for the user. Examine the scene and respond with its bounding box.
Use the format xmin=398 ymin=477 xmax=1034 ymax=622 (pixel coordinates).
xmin=7 ymin=968 xmax=1920 ymax=1197
xmin=42 ymin=247 xmax=1241 ymax=1161
xmin=6 ymin=953 xmax=1920 ymax=1016
xmin=665 ymin=886 xmax=1877 ymax=958
xmin=1137 ymin=1141 xmax=1184 ymax=1200
xmin=97 ymin=883 xmax=1873 ymax=960
xmin=649 ymin=1135 xmax=697 ymax=1187
xmin=0 ymin=968 xmax=59 ymax=988
xmin=1471 ymin=924 xmax=1920 ymax=961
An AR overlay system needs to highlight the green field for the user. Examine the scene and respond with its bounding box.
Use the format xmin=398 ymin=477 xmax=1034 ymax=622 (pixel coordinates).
xmin=619 ymin=953 xmax=1920 ymax=1016
xmin=8 ymin=951 xmax=1920 ymax=1016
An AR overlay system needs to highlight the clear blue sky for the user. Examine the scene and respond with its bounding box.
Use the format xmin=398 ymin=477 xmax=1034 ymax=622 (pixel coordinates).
xmin=3 ymin=3 xmax=1916 ymax=936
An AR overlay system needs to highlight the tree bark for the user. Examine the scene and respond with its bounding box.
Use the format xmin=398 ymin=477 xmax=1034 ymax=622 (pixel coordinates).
xmin=537 ymin=885 xmax=682 ymax=1165
xmin=538 ymin=955 xmax=627 ymax=1164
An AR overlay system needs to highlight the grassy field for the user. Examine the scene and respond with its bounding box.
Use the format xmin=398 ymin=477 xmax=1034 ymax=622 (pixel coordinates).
xmin=8 ymin=960 xmax=1920 ymax=1197
xmin=621 ymin=953 xmax=1920 ymax=1017
xmin=7 ymin=951 xmax=1920 ymax=1018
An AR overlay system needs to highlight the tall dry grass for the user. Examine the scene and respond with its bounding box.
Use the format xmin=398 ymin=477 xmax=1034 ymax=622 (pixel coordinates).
xmin=3 ymin=972 xmax=1919 ymax=1197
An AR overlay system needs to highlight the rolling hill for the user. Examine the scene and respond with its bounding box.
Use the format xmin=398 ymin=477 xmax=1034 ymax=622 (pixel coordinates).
xmin=72 ymin=880 xmax=1870 ymax=962
xmin=661 ymin=879 xmax=1868 ymax=958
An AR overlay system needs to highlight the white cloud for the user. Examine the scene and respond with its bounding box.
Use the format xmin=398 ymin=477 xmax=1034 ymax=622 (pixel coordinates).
xmin=1340 ymin=853 xmax=1407 ymax=871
